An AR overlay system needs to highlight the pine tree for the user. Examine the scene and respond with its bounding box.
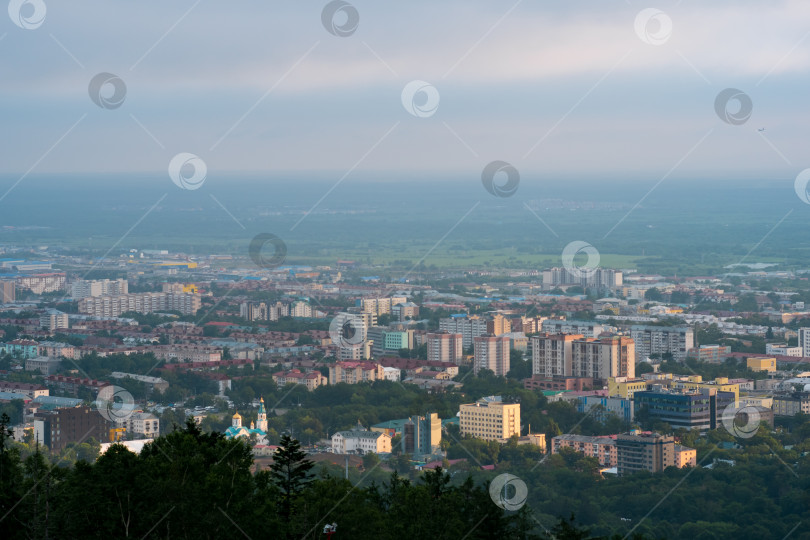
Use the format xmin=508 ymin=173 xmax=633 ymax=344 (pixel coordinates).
xmin=270 ymin=434 xmax=314 ymax=521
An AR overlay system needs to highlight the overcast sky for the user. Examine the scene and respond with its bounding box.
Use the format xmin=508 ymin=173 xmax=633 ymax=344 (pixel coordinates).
xmin=3 ymin=0 xmax=810 ymax=179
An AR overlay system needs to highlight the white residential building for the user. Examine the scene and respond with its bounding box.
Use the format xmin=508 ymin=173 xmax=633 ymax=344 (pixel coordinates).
xmin=630 ymin=325 xmax=694 ymax=362
xmin=439 ymin=316 xmax=488 ymax=348
xmin=71 ymin=279 xmax=128 ymax=299
xmin=40 ymin=309 xmax=69 ymax=331
xmin=116 ymin=412 xmax=160 ymax=439
xmin=541 ymin=320 xmax=610 ymax=338
xmin=331 ymin=424 xmax=392 ymax=454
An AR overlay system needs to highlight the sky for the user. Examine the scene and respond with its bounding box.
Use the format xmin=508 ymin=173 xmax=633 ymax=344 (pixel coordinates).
xmin=3 ymin=0 xmax=810 ymax=180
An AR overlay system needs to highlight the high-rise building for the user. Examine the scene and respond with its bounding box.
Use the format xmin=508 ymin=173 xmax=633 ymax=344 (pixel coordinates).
xmin=630 ymin=325 xmax=694 ymax=362
xmin=426 ymin=332 xmax=463 ymax=363
xmin=798 ymin=328 xmax=810 ymax=358
xmin=358 ymin=296 xmax=408 ymax=316
xmin=486 ymin=314 xmax=511 ymax=336
xmin=459 ymin=396 xmax=520 ymax=442
xmin=240 ymin=301 xmax=289 ymax=322
xmin=616 ymin=431 xmax=674 ymax=476
xmin=0 ymin=280 xmax=15 ymax=303
xmin=439 ymin=315 xmax=488 ymax=348
xmin=543 ymin=267 xmax=622 ymax=289
xmin=533 ymin=334 xmax=635 ymax=380
xmin=571 ymin=336 xmax=635 ymax=380
xmin=71 ymin=279 xmax=128 ymax=299
xmin=40 ymin=309 xmax=69 ymax=331
xmin=402 ymin=413 xmax=441 ymax=456
xmin=541 ymin=320 xmax=609 ymax=338
xmin=531 ymin=334 xmax=583 ymax=378
xmin=16 ymin=273 xmax=66 ymax=294
xmin=473 ymin=335 xmax=511 ymax=376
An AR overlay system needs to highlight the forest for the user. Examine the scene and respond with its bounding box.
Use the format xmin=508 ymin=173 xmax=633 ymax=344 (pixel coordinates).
xmin=1 ymin=413 xmax=808 ymax=539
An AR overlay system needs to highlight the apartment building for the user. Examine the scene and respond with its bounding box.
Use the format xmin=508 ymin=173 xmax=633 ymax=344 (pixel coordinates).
xmin=332 ymin=424 xmax=392 ymax=454
xmin=541 ymin=320 xmax=609 ymax=338
xmin=151 ymin=345 xmax=222 ymax=363
xmin=239 ymin=301 xmax=289 ymax=322
xmin=44 ymin=375 xmax=108 ymax=397
xmin=426 ymin=332 xmax=463 ymax=363
xmin=25 ymin=356 xmax=62 ymax=375
xmin=79 ymin=292 xmax=201 ymax=317
xmin=116 ymin=412 xmax=160 ymax=439
xmin=38 ymin=341 xmax=77 ymax=360
xmin=532 ymin=334 xmax=582 ymax=378
xmin=392 ymin=301 xmax=419 ymax=321
xmin=552 ymin=434 xmax=618 ymax=467
xmin=772 ymin=392 xmax=810 ymax=416
xmin=16 ymin=272 xmax=66 ymax=294
xmin=439 ymin=315 xmax=488 ymax=348
xmin=71 ymin=279 xmax=128 ymax=299
xmin=686 ymin=344 xmax=731 ymax=363
xmin=616 ymin=431 xmax=674 ymax=476
xmin=358 ymin=296 xmax=408 ymax=316
xmin=40 ymin=309 xmax=69 ymax=331
xmin=473 ymin=335 xmax=511 ymax=376
xmin=328 ymin=361 xmax=384 ymax=385
xmin=272 ymin=369 xmax=328 ymax=391
xmin=486 ymin=314 xmax=512 ymax=336
xmin=543 ymin=267 xmax=622 ymax=289
xmin=33 ymin=406 xmax=110 ymax=453
xmin=532 ymin=334 xmax=634 ymax=380
xmin=630 ymin=325 xmax=694 ymax=362
xmin=570 ymin=336 xmax=635 ymax=380
xmin=1 ymin=339 xmax=41 ymax=359
xmin=459 ymin=396 xmax=520 ymax=442
xmin=0 ymin=280 xmax=15 ymax=303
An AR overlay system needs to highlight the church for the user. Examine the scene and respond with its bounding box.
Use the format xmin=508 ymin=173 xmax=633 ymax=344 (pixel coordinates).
xmin=224 ymin=397 xmax=269 ymax=445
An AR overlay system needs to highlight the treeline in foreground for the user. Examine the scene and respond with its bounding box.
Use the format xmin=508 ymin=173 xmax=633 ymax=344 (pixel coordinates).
xmin=2 ymin=413 xmax=808 ymax=539
xmin=0 ymin=415 xmax=630 ymax=540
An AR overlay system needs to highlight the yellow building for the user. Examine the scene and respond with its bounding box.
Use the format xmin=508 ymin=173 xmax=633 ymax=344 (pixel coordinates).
xmin=673 ymin=376 xmax=739 ymax=403
xmin=747 ymin=357 xmax=776 ymax=373
xmin=459 ymin=396 xmax=520 ymax=442
xmin=608 ymin=377 xmax=649 ymax=399
xmin=740 ymin=395 xmax=773 ymax=408
xmin=674 ymin=445 xmax=697 ymax=468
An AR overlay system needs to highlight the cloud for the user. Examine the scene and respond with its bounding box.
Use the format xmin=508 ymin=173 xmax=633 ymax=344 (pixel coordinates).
xmin=1 ymin=0 xmax=809 ymax=176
